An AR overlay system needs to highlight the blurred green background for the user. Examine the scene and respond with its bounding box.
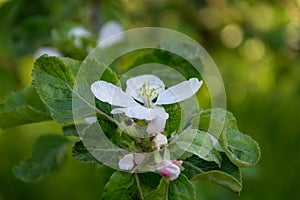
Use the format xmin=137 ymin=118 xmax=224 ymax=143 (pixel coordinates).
xmin=0 ymin=0 xmax=299 ymax=199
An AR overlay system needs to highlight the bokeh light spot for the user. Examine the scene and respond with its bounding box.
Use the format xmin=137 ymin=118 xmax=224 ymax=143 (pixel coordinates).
xmin=220 ymin=24 xmax=243 ymax=49
xmin=241 ymin=38 xmax=266 ymax=62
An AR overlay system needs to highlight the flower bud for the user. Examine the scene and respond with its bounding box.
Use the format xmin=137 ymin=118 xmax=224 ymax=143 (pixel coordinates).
xmin=118 ymin=154 xmax=134 ymax=170
xmin=157 ymin=160 xmax=181 ymax=181
xmin=153 ymin=133 xmax=168 ymax=150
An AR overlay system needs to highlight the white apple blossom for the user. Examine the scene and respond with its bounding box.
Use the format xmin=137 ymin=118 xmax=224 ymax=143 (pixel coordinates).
xmin=157 ymin=160 xmax=183 ymax=181
xmin=91 ymin=74 xmax=202 ymax=134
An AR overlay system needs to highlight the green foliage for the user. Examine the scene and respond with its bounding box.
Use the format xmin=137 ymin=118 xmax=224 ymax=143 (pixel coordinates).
xmin=183 ymin=153 xmax=242 ymax=194
xmin=145 ymin=175 xmax=196 ymax=200
xmin=198 ymin=108 xmax=238 ymax=135
xmin=174 ymin=129 xmax=222 ymax=166
xmin=13 ymin=134 xmax=70 ymax=183
xmin=101 ymin=171 xmax=139 ymax=200
xmin=144 ymin=178 xmax=167 ymax=200
xmin=72 ymin=141 xmax=99 ymax=163
xmin=32 ymin=55 xmax=81 ymax=124
xmin=192 ymin=171 xmax=242 ymax=194
xmin=0 ymin=0 xmax=298 ymax=199
xmin=168 ymin=175 xmax=196 ymax=200
xmin=0 ymin=85 xmax=51 ymax=128
xmin=220 ymin=128 xmax=261 ymax=167
xmin=138 ymin=172 xmax=162 ymax=190
xmin=164 ymin=103 xmax=182 ymax=136
xmin=0 ymin=40 xmax=261 ymax=199
xmin=198 ymin=108 xmax=261 ymax=167
xmin=102 ymin=172 xmax=195 ymax=200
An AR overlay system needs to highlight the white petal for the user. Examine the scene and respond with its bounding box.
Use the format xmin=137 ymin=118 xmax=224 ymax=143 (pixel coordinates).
xmin=146 ymin=107 xmax=169 ymax=134
xmin=91 ymin=81 xmax=138 ymax=107
xmin=118 ymin=154 xmax=134 ymax=170
xmin=125 ymin=74 xmax=165 ymax=96
xmin=111 ymin=106 xmax=154 ymax=121
xmin=155 ymin=78 xmax=203 ymax=105
xmin=153 ymin=133 xmax=168 ymax=150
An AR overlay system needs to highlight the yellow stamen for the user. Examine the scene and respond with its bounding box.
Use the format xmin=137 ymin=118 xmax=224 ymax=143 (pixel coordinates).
xmin=138 ymin=82 xmax=162 ymax=107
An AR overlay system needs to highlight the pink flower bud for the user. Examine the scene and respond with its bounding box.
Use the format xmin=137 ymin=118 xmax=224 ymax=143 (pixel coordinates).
xmin=157 ymin=160 xmax=181 ymax=181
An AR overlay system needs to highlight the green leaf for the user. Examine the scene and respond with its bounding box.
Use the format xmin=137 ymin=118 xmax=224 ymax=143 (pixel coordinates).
xmin=198 ymin=108 xmax=261 ymax=167
xmin=183 ymin=153 xmax=242 ymax=194
xmin=144 ymin=178 xmax=167 ymax=200
xmin=220 ymin=128 xmax=261 ymax=167
xmin=139 ymin=173 xmax=163 ymax=195
xmin=183 ymin=152 xmax=241 ymax=180
xmin=32 ymin=56 xmax=120 ymax=124
xmin=13 ymin=134 xmax=70 ymax=183
xmin=0 ymin=85 xmax=51 ymax=128
xmin=164 ymin=103 xmax=182 ymax=136
xmin=72 ymin=141 xmax=99 ymax=163
xmin=182 ymin=155 xmax=219 ymax=178
xmin=169 ymin=175 xmax=196 ymax=200
xmin=145 ymin=175 xmax=195 ymax=200
xmin=198 ymin=108 xmax=238 ymax=137
xmin=32 ymin=55 xmax=81 ymax=124
xmin=192 ymin=171 xmax=242 ymax=194
xmin=98 ymin=116 xmax=136 ymax=150
xmin=219 ymin=153 xmax=241 ymax=182
xmin=99 ymin=59 xmax=119 ymax=84
xmin=101 ymin=171 xmax=139 ymax=200
xmin=173 ymin=129 xmax=222 ymax=166
xmin=139 ymin=172 xmax=162 ymax=189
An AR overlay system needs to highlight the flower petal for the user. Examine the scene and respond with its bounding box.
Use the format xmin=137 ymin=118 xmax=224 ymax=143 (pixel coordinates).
xmin=118 ymin=154 xmax=134 ymax=170
xmin=153 ymin=133 xmax=168 ymax=150
xmin=155 ymin=78 xmax=203 ymax=105
xmin=146 ymin=107 xmax=169 ymax=134
xmin=125 ymin=74 xmax=165 ymax=97
xmin=111 ymin=105 xmax=154 ymax=121
xmin=91 ymin=81 xmax=138 ymax=107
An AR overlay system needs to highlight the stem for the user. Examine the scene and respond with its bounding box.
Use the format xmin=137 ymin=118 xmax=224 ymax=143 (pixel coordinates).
xmin=91 ymin=0 xmax=101 ymax=34
xmin=134 ymin=174 xmax=144 ymax=200
xmin=165 ymin=179 xmax=169 ymax=200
